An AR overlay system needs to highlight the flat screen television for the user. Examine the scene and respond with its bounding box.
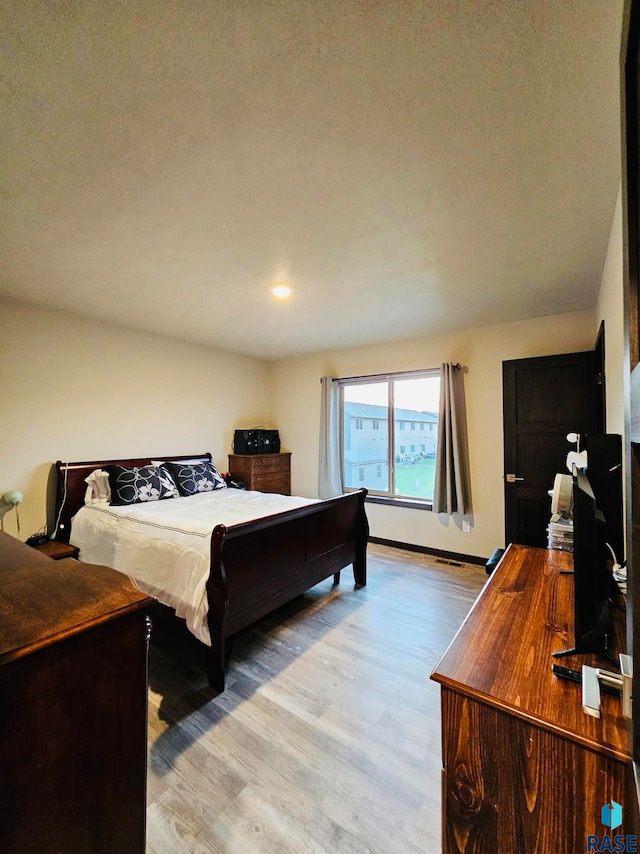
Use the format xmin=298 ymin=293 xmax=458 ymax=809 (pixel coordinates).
xmin=581 ymin=433 xmax=624 ymax=566
xmin=552 ymin=469 xmax=615 ymax=662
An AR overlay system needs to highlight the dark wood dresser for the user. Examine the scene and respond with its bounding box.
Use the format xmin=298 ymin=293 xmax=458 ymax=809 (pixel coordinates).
xmin=228 ymin=452 xmax=291 ymax=494
xmin=431 ymin=543 xmax=638 ymax=853
xmin=0 ymin=532 xmax=154 ymax=854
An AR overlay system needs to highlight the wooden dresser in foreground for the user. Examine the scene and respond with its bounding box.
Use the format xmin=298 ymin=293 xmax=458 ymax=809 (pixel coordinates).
xmin=0 ymin=532 xmax=154 ymax=854
xmin=431 ymin=543 xmax=638 ymax=853
xmin=228 ymin=451 xmax=291 ymax=494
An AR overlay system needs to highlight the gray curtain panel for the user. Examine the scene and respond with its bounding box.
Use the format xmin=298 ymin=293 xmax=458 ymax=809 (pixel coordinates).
xmin=433 ymin=363 xmax=472 ymax=515
xmin=318 ymin=376 xmax=343 ymax=498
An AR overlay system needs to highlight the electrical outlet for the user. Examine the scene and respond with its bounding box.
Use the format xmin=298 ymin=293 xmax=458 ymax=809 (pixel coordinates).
xmin=462 ymin=520 xmax=471 ymax=533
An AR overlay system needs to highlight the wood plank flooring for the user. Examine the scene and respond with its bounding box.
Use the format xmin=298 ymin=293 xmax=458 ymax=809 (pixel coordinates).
xmin=146 ymin=543 xmax=486 ymax=853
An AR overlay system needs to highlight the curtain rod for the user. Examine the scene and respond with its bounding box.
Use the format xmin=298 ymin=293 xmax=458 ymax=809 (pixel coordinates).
xmin=323 ymin=364 xmax=463 ymax=384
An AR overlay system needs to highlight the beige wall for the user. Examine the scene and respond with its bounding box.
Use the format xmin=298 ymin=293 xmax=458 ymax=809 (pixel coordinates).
xmin=0 ymin=299 xmax=272 ymax=541
xmin=3 ymin=238 xmax=623 ymax=561
xmin=596 ymin=185 xmax=625 ymax=437
xmin=594 ymin=186 xmax=626 ymax=557
xmin=270 ymin=311 xmax=597 ymax=561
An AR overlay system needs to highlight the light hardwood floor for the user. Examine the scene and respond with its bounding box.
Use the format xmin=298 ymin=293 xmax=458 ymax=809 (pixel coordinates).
xmin=146 ymin=543 xmax=486 ymax=854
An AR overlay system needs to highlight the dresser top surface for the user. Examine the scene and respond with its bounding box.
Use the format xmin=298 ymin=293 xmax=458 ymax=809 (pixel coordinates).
xmin=228 ymin=452 xmax=290 ymax=458
xmin=431 ymin=543 xmax=632 ymax=761
xmin=0 ymin=532 xmax=153 ymax=664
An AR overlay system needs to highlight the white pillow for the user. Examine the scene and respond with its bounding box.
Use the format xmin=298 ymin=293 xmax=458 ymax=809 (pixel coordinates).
xmin=84 ymin=469 xmax=111 ymax=505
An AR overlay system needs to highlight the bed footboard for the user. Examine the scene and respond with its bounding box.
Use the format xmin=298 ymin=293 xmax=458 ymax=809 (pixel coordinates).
xmin=205 ymin=489 xmax=368 ymax=691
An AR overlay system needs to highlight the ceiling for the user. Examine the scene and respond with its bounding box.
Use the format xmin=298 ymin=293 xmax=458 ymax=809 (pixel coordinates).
xmin=0 ymin=1 xmax=624 ymax=361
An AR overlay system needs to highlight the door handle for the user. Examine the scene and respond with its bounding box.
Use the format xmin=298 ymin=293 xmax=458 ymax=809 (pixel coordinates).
xmin=506 ymin=474 xmax=525 ymax=483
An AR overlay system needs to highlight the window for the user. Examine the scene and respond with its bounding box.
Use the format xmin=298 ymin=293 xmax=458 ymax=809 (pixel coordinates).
xmin=341 ymin=370 xmax=440 ymax=502
xmin=355 ymin=418 xmax=363 ymax=430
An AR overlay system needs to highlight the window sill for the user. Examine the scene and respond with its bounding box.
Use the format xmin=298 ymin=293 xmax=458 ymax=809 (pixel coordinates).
xmin=364 ymin=494 xmax=433 ymax=511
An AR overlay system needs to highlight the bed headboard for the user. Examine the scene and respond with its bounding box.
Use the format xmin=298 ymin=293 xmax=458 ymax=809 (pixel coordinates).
xmin=53 ymin=453 xmax=212 ymax=542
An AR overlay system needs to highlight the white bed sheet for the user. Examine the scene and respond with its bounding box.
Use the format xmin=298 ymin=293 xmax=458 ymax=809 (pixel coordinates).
xmin=70 ymin=489 xmax=317 ymax=644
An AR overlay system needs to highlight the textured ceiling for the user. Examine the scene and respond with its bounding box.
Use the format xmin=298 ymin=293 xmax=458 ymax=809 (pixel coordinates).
xmin=0 ymin=1 xmax=624 ymax=360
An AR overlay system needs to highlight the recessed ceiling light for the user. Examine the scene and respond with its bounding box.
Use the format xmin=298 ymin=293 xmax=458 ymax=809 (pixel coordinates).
xmin=272 ymin=284 xmax=292 ymax=299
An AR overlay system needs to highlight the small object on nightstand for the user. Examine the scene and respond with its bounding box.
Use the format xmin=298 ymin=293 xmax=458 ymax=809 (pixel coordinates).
xmin=223 ymin=472 xmax=246 ymax=489
xmin=26 ymin=532 xmax=50 ymax=547
xmin=0 ymin=489 xmax=23 ymax=533
xmin=33 ymin=540 xmax=79 ymax=561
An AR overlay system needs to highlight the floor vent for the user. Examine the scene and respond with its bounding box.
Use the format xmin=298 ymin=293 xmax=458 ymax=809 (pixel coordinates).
xmin=434 ymin=558 xmax=465 ymax=568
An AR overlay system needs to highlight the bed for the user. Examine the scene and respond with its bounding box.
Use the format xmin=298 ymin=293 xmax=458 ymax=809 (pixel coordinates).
xmin=54 ymin=453 xmax=368 ymax=692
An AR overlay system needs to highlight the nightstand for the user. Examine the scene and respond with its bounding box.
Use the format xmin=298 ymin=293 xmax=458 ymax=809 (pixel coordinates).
xmin=33 ymin=540 xmax=79 ymax=561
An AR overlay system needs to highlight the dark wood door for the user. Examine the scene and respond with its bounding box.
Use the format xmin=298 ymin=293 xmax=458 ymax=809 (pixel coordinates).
xmin=503 ymin=351 xmax=600 ymax=547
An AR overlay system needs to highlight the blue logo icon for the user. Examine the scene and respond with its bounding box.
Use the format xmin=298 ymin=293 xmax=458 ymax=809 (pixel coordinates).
xmin=602 ymin=801 xmax=623 ymax=831
xmin=587 ymin=801 xmax=638 ymax=851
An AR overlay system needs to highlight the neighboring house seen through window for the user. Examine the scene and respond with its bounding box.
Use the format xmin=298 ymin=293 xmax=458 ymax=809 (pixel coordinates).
xmin=340 ymin=370 xmax=440 ymax=502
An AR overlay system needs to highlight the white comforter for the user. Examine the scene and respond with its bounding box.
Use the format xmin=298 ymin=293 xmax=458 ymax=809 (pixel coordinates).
xmin=70 ymin=489 xmax=317 ymax=644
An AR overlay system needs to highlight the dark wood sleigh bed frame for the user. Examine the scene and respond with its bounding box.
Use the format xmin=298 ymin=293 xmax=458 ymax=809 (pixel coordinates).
xmin=54 ymin=453 xmax=368 ymax=692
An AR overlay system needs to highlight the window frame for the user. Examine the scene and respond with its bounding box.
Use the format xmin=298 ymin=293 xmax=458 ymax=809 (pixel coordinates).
xmin=339 ymin=368 xmax=439 ymax=508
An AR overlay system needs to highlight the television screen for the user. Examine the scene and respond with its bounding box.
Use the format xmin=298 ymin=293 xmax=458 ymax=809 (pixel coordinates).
xmin=552 ymin=469 xmax=614 ymax=661
xmin=582 ymin=433 xmax=624 ymax=566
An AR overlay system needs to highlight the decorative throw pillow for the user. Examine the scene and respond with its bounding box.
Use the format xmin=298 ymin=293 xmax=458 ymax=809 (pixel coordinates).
xmin=106 ymin=465 xmax=180 ymax=506
xmin=163 ymin=461 xmax=227 ymax=496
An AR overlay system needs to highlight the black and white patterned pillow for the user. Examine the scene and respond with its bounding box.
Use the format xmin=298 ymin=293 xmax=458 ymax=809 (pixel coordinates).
xmin=163 ymin=461 xmax=227 ymax=496
xmin=106 ymin=465 xmax=180 ymax=506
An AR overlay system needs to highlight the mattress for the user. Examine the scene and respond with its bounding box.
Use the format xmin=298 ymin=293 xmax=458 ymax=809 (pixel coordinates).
xmin=70 ymin=489 xmax=317 ymax=644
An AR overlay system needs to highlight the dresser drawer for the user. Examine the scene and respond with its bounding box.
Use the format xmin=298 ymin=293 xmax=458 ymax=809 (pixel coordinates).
xmin=252 ymin=473 xmax=290 ymax=494
xmin=252 ymin=458 xmax=277 ymax=473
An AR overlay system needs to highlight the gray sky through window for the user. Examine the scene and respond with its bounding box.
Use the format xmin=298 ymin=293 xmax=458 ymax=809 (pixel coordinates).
xmin=343 ymin=377 xmax=440 ymax=413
